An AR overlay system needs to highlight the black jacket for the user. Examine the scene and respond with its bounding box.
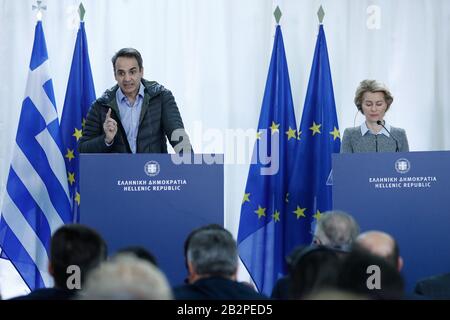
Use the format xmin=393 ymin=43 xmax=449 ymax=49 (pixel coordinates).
xmin=10 ymin=288 xmax=76 ymax=300
xmin=173 ymin=277 xmax=268 ymax=300
xmin=414 ymin=273 xmax=450 ymax=299
xmin=79 ymin=79 xmax=191 ymax=153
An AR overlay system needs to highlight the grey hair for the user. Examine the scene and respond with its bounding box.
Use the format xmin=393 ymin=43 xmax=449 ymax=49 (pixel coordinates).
xmin=187 ymin=228 xmax=238 ymax=277
xmin=79 ymin=254 xmax=172 ymax=300
xmin=354 ymin=79 xmax=394 ymax=111
xmin=314 ymin=211 xmax=360 ymax=250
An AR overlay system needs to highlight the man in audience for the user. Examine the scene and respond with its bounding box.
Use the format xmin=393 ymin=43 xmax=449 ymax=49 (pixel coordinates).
xmin=79 ymin=254 xmax=172 ymax=299
xmin=174 ymin=227 xmax=267 ymax=299
xmin=182 ymin=224 xmax=223 ymax=284
xmin=312 ymin=210 xmax=360 ymax=250
xmin=337 ymin=247 xmax=404 ymax=299
xmin=289 ymin=245 xmax=344 ymax=299
xmin=12 ymin=224 xmax=107 ymax=300
xmin=271 ymin=210 xmax=359 ymax=299
xmin=414 ymin=272 xmax=450 ymax=299
xmin=354 ymin=230 xmax=403 ymax=271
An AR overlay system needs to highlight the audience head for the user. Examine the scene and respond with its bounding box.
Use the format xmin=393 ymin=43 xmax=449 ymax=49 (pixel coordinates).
xmin=290 ymin=245 xmax=344 ymax=299
xmin=80 ymin=254 xmax=172 ymax=300
xmin=312 ymin=211 xmax=360 ymax=250
xmin=355 ymin=230 xmax=403 ymax=271
xmin=49 ymin=224 xmax=107 ymax=289
xmin=186 ymin=227 xmax=238 ymax=283
xmin=183 ymin=223 xmax=224 ymax=283
xmin=115 ymin=246 xmax=158 ymax=267
xmin=337 ymin=247 xmax=404 ymax=300
xmin=285 ymin=245 xmax=309 ymax=274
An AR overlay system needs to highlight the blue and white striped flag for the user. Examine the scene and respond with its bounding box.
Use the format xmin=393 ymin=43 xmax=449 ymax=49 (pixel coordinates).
xmin=0 ymin=21 xmax=71 ymax=291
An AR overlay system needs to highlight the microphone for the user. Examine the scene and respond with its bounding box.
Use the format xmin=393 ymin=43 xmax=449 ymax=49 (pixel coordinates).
xmin=377 ymin=120 xmax=399 ymax=152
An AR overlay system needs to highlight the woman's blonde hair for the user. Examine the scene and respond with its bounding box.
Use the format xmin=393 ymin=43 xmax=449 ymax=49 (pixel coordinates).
xmin=354 ymin=80 xmax=394 ymax=112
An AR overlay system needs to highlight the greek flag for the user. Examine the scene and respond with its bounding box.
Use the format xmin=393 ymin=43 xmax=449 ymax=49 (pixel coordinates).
xmin=0 ymin=21 xmax=71 ymax=290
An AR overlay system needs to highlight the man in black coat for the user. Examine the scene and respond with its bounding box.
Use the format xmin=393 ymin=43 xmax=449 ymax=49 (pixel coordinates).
xmin=79 ymin=48 xmax=191 ymax=154
xmin=174 ymin=227 xmax=267 ymax=300
xmin=11 ymin=224 xmax=107 ymax=300
xmin=415 ymin=273 xmax=450 ymax=299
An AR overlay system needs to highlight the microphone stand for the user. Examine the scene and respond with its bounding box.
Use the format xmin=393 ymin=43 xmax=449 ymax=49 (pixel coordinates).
xmin=376 ymin=120 xmax=399 ymax=152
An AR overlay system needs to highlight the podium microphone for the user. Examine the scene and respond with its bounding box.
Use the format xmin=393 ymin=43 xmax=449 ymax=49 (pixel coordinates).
xmin=377 ymin=120 xmax=399 ymax=152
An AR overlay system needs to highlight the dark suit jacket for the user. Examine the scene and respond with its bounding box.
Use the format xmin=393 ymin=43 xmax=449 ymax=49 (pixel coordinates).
xmin=414 ymin=273 xmax=450 ymax=299
xmin=173 ymin=277 xmax=269 ymax=300
xmin=79 ymin=79 xmax=191 ymax=154
xmin=10 ymin=288 xmax=76 ymax=300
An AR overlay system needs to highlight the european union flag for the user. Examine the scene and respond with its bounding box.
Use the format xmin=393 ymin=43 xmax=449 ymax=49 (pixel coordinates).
xmin=237 ymin=24 xmax=299 ymax=296
xmin=286 ymin=24 xmax=341 ymax=247
xmin=60 ymin=20 xmax=96 ymax=222
xmin=0 ymin=21 xmax=72 ymax=290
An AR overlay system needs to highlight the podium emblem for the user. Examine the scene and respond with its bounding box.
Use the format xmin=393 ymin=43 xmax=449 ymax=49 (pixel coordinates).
xmin=395 ymin=158 xmax=410 ymax=174
xmin=144 ymin=161 xmax=160 ymax=177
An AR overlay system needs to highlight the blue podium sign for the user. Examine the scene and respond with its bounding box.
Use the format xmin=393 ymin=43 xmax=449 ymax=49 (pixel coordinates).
xmin=333 ymin=151 xmax=450 ymax=292
xmin=80 ymin=154 xmax=224 ymax=286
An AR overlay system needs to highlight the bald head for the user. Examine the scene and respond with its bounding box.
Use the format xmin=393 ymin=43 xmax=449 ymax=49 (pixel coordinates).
xmin=355 ymin=231 xmax=402 ymax=271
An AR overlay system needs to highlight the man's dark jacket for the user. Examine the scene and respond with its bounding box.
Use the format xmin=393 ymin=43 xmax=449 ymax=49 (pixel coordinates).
xmin=10 ymin=288 xmax=76 ymax=300
xmin=79 ymin=79 xmax=191 ymax=153
xmin=414 ymin=273 xmax=450 ymax=299
xmin=173 ymin=277 xmax=268 ymax=300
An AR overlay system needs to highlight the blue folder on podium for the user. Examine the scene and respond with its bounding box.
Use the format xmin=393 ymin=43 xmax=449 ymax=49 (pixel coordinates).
xmin=333 ymin=151 xmax=450 ymax=292
xmin=80 ymin=154 xmax=224 ymax=286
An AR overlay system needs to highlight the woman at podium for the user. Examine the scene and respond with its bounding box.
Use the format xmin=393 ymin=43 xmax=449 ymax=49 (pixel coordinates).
xmin=341 ymin=80 xmax=409 ymax=153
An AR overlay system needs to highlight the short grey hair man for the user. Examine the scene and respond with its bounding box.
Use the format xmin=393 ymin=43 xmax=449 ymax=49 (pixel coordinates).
xmin=187 ymin=228 xmax=238 ymax=281
xmin=312 ymin=211 xmax=360 ymax=250
xmin=79 ymin=254 xmax=173 ymax=300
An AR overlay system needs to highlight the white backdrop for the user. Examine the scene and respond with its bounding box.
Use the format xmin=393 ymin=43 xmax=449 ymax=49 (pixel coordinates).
xmin=0 ymin=0 xmax=449 ymax=298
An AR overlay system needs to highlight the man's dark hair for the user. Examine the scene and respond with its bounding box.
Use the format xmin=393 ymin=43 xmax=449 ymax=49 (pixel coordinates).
xmin=337 ymin=247 xmax=404 ymax=299
xmin=290 ymin=246 xmax=343 ymax=299
xmin=111 ymin=48 xmax=143 ymax=72
xmin=50 ymin=224 xmax=107 ymax=289
xmin=115 ymin=246 xmax=158 ymax=267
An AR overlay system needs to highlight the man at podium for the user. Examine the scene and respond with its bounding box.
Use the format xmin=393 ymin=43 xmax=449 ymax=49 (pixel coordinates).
xmin=79 ymin=48 xmax=192 ymax=154
xmin=341 ymin=80 xmax=409 ymax=153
